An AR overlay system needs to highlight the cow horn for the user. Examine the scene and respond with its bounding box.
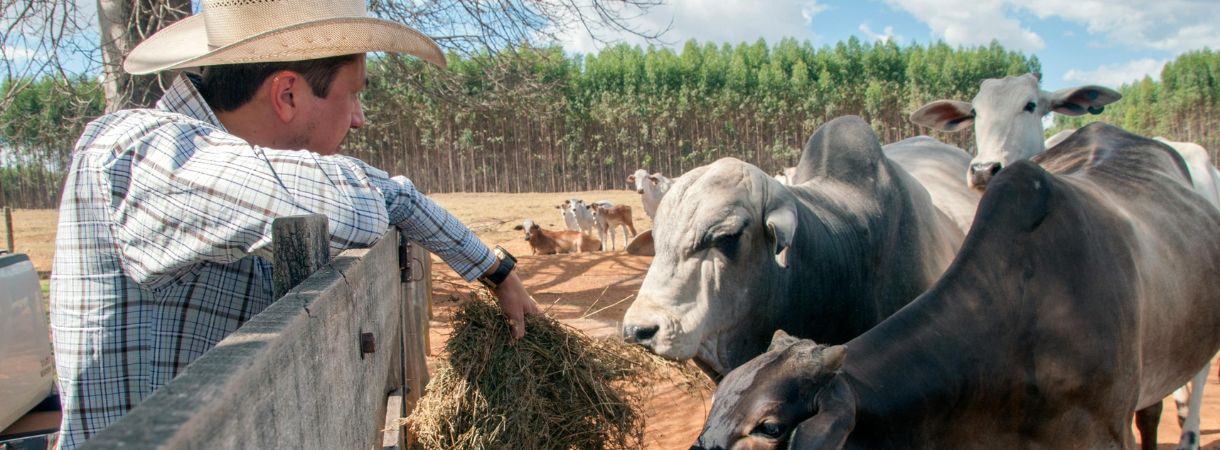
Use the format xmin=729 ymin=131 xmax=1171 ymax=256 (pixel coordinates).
xmin=820 ymin=345 xmax=847 ymax=372
xmin=768 ymin=329 xmax=801 ymax=352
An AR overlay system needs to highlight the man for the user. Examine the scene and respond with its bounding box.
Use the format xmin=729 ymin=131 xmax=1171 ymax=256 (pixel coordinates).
xmin=48 ymin=1 xmax=540 ymax=447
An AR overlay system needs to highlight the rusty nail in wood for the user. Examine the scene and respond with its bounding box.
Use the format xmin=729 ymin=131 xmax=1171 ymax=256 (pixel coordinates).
xmin=360 ymin=332 xmax=376 ymax=355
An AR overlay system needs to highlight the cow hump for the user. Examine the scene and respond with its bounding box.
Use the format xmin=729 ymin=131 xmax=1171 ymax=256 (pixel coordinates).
xmin=793 ymin=115 xmax=885 ymax=186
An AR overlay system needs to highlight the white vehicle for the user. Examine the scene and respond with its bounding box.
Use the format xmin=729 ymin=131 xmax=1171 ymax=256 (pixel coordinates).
xmin=0 ymin=251 xmax=59 ymax=448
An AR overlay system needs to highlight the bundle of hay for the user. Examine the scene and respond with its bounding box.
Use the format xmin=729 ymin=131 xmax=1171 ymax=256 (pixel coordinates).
xmin=407 ymin=291 xmax=705 ymax=450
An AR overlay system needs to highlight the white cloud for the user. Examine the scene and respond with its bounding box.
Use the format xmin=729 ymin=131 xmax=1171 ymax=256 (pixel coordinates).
xmin=1019 ymin=0 xmax=1220 ymax=52
xmin=551 ymin=0 xmax=828 ymax=55
xmin=858 ymin=22 xmax=902 ymax=43
xmin=3 ymin=46 xmax=37 ymax=61
xmin=1063 ymin=58 xmax=1168 ymax=88
xmin=881 ymin=0 xmax=1044 ymax=51
xmin=887 ymin=0 xmax=1220 ymax=55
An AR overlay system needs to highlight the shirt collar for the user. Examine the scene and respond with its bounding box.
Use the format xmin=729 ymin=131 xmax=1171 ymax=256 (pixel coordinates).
xmin=156 ymin=73 xmax=227 ymax=132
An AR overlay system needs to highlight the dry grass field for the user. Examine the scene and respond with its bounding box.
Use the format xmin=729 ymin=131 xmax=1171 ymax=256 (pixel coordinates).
xmin=10 ymin=189 xmax=1220 ymax=449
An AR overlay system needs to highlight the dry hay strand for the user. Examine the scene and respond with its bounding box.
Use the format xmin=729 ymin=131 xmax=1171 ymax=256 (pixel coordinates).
xmin=406 ymin=290 xmax=708 ymax=450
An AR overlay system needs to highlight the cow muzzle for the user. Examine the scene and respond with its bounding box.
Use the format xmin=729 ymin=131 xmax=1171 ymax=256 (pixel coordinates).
xmin=968 ymin=161 xmax=1002 ymax=192
xmin=623 ymin=323 xmax=660 ymax=345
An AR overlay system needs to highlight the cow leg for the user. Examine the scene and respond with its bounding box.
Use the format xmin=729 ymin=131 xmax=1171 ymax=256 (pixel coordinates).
xmin=1174 ymin=384 xmax=1190 ymax=428
xmin=1135 ymin=402 xmax=1161 ymax=450
xmin=1175 ymin=361 xmax=1209 ymax=450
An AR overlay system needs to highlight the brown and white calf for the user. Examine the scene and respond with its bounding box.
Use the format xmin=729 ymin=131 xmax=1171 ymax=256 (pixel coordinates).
xmin=521 ymin=219 xmax=600 ymax=255
xmin=591 ymin=204 xmax=636 ymax=251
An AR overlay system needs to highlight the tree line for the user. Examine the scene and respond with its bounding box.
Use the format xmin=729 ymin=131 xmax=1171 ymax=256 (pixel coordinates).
xmin=5 ymin=39 xmax=1219 ymax=207
xmin=346 ymin=37 xmax=1039 ymax=194
xmin=1052 ymin=48 xmax=1220 ymax=154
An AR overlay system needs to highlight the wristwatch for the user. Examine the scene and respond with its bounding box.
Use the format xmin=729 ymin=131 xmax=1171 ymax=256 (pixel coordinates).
xmin=478 ymin=245 xmax=516 ymax=290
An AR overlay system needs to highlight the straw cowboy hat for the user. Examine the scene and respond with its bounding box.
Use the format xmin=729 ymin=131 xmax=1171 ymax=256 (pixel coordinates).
xmin=123 ymin=0 xmax=445 ymax=75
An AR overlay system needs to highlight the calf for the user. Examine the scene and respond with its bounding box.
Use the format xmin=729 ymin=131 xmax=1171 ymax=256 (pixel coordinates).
xmin=591 ymin=203 xmax=636 ymax=251
xmin=628 ymin=169 xmax=672 ymax=221
xmin=556 ymin=201 xmax=581 ymax=232
xmin=557 ymin=199 xmax=604 ymax=235
xmin=521 ymin=219 xmax=600 ymax=255
xmin=693 ymin=123 xmax=1220 ymax=450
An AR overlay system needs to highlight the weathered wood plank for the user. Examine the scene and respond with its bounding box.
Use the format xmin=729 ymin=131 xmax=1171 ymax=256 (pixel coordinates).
xmin=272 ymin=214 xmax=330 ymax=299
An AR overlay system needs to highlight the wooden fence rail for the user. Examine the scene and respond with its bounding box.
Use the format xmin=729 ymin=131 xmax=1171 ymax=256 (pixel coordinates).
xmin=81 ymin=215 xmax=432 ymax=449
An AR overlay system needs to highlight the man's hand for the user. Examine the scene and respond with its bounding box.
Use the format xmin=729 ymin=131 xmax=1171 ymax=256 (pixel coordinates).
xmin=493 ymin=271 xmax=540 ymax=340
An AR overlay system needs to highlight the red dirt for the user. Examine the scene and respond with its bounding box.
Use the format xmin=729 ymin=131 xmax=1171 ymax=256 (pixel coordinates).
xmin=426 ymin=250 xmax=1220 ymax=450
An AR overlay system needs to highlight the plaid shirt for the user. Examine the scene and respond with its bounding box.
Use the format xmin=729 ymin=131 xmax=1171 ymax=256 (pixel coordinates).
xmin=49 ymin=75 xmax=495 ymax=449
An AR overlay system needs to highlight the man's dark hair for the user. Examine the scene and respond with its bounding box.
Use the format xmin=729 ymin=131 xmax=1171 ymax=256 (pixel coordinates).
xmin=199 ymin=53 xmax=361 ymax=112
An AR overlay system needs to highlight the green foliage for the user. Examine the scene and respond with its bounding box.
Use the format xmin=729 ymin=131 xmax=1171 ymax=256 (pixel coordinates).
xmin=1052 ymin=48 xmax=1220 ymax=153
xmin=1 ymin=76 xmax=104 ymax=208
xmin=345 ymin=39 xmax=1039 ymax=193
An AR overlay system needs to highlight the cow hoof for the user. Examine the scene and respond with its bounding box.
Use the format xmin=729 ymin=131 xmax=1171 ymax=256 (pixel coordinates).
xmin=1176 ymin=431 xmax=1199 ymax=450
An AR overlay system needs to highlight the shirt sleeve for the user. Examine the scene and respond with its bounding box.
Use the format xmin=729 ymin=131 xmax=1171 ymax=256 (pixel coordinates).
xmin=359 ymin=163 xmax=496 ymax=281
xmin=108 ymin=119 xmax=491 ymax=286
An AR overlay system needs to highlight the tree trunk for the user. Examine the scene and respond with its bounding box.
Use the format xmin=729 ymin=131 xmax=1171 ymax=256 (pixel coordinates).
xmin=98 ymin=0 xmax=192 ymax=112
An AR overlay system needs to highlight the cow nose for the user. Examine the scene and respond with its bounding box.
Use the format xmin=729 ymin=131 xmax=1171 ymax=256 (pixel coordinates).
xmin=623 ymin=324 xmax=659 ymax=344
xmin=637 ymin=189 xmax=645 ymax=194
xmin=969 ymin=162 xmax=1002 ymax=190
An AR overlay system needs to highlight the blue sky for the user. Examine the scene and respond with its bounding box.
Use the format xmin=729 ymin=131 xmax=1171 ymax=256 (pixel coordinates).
xmin=4 ymin=0 xmax=1218 ymax=94
xmin=552 ymin=0 xmax=1220 ymax=92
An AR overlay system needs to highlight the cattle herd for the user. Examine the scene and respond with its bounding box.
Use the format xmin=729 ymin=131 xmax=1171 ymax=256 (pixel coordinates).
xmin=601 ymin=74 xmax=1220 ymax=449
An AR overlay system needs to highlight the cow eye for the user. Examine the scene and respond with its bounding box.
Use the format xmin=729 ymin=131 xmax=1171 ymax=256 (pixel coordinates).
xmin=1024 ymin=101 xmax=1036 ymax=113
xmin=713 ymin=230 xmax=742 ymax=259
xmin=750 ymin=421 xmax=784 ymax=439
xmin=969 ymin=108 xmax=976 ymax=118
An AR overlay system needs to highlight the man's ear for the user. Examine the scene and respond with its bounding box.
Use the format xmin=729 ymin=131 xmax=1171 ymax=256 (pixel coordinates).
xmin=268 ymin=70 xmax=302 ymax=124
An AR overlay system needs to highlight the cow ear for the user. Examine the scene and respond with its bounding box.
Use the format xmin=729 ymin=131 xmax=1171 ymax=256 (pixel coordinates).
xmin=766 ymin=202 xmax=796 ymax=268
xmin=788 ymin=376 xmax=856 ymax=450
xmin=1049 ymin=85 xmax=1121 ymax=116
xmin=627 ymin=175 xmax=636 ymax=184
xmin=768 ymin=329 xmax=801 ymax=352
xmin=910 ymin=100 xmax=974 ymax=132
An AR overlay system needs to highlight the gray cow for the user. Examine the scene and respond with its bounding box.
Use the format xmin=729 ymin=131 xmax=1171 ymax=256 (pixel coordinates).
xmin=621 ymin=116 xmax=974 ymax=376
xmin=693 ymin=123 xmax=1220 ymax=450
xmin=913 ymin=73 xmax=1217 ymax=450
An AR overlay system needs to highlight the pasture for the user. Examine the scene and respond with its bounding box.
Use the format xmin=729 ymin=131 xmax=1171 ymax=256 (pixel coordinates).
xmin=10 ymin=187 xmax=1220 ymax=449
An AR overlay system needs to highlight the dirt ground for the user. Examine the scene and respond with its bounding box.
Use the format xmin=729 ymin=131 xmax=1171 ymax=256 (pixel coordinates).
xmin=13 ymin=188 xmax=1220 ymax=449
xmin=425 ymin=191 xmax=1220 ymax=450
xmin=426 ymin=257 xmax=1220 ymax=449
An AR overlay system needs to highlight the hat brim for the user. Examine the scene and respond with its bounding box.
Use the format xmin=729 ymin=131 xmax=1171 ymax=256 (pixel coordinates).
xmin=124 ymin=15 xmax=446 ymax=74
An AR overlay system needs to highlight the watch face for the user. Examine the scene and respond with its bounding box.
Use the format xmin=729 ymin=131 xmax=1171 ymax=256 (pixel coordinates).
xmin=494 ymin=245 xmax=516 ymax=263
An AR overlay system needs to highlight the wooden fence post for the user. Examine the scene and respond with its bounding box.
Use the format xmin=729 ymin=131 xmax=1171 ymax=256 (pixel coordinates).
xmin=398 ymin=238 xmax=432 ymax=448
xmin=4 ymin=207 xmax=13 ymax=253
xmin=272 ymin=214 xmax=330 ymax=299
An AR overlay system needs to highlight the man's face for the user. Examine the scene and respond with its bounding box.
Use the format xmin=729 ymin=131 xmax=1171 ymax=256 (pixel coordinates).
xmin=292 ymin=55 xmax=368 ymax=155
